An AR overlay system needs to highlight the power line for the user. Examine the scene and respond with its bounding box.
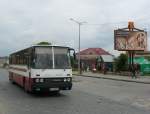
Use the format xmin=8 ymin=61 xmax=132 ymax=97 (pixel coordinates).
xmin=84 ymin=21 xmax=127 ymax=26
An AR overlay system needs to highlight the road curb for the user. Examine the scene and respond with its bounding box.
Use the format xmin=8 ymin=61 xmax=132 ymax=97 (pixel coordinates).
xmin=74 ymin=74 xmax=150 ymax=84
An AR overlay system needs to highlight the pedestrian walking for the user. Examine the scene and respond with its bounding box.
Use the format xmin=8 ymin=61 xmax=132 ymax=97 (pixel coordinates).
xmin=131 ymin=64 xmax=137 ymax=79
xmin=102 ymin=63 xmax=107 ymax=74
xmin=134 ymin=64 xmax=140 ymax=78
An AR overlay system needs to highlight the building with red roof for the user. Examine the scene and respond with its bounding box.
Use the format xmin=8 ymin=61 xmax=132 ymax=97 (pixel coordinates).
xmin=77 ymin=48 xmax=111 ymax=60
xmin=76 ymin=48 xmax=114 ymax=72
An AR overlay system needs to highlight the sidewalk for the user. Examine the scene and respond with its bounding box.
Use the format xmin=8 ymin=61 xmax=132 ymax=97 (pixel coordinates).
xmin=73 ymin=72 xmax=150 ymax=84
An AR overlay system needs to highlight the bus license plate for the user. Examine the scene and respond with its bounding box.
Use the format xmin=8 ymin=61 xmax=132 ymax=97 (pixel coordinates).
xmin=49 ymin=88 xmax=59 ymax=91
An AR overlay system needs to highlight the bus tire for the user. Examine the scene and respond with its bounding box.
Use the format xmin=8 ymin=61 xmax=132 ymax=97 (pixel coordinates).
xmin=9 ymin=78 xmax=15 ymax=84
xmin=24 ymin=86 xmax=30 ymax=93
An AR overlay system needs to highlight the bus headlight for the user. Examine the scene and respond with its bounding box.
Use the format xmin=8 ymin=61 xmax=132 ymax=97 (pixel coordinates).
xmin=67 ymin=78 xmax=71 ymax=82
xmin=64 ymin=78 xmax=67 ymax=82
xmin=40 ymin=78 xmax=44 ymax=83
xmin=35 ymin=78 xmax=40 ymax=83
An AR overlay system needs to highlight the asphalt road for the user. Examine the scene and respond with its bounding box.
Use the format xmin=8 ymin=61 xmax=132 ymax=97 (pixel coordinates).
xmin=0 ymin=69 xmax=150 ymax=114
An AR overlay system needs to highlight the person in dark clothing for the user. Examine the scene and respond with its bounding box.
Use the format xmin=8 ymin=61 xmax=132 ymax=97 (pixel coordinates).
xmin=137 ymin=64 xmax=141 ymax=76
xmin=131 ymin=64 xmax=137 ymax=79
xmin=102 ymin=63 xmax=107 ymax=74
xmin=135 ymin=64 xmax=141 ymax=77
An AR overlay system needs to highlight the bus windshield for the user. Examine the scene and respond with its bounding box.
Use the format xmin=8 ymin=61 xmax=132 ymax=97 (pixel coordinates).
xmin=35 ymin=47 xmax=53 ymax=69
xmin=34 ymin=47 xmax=71 ymax=69
xmin=54 ymin=47 xmax=71 ymax=69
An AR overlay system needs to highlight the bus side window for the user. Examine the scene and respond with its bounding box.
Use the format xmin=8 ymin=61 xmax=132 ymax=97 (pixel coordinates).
xmin=26 ymin=56 xmax=30 ymax=68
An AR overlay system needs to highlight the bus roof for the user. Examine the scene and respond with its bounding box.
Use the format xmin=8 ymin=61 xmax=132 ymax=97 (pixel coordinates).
xmin=10 ymin=45 xmax=73 ymax=56
xmin=33 ymin=45 xmax=70 ymax=48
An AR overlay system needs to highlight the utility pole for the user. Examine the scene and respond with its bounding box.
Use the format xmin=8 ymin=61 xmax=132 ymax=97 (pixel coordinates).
xmin=70 ymin=18 xmax=86 ymax=74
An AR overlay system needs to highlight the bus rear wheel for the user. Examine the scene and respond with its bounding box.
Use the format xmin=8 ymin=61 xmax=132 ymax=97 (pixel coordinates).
xmin=9 ymin=77 xmax=15 ymax=84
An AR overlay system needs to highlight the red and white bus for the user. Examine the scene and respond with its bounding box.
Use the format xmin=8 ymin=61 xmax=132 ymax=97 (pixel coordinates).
xmin=8 ymin=45 xmax=75 ymax=93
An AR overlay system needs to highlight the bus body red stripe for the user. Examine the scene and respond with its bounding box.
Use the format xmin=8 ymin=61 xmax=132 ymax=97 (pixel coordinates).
xmin=9 ymin=72 xmax=33 ymax=92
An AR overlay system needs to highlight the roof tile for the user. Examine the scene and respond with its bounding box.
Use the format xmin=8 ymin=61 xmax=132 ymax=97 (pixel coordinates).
xmin=79 ymin=48 xmax=111 ymax=55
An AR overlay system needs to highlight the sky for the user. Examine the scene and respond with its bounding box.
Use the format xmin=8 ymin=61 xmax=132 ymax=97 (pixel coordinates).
xmin=0 ymin=0 xmax=150 ymax=56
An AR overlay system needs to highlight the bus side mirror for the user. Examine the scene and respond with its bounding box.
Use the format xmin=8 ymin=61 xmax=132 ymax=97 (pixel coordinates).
xmin=69 ymin=48 xmax=76 ymax=60
xmin=73 ymin=51 xmax=76 ymax=60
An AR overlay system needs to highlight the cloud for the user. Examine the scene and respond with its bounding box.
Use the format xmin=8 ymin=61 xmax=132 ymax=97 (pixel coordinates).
xmin=0 ymin=0 xmax=150 ymax=56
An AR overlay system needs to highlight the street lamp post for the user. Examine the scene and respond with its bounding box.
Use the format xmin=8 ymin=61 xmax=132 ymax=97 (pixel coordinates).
xmin=70 ymin=18 xmax=86 ymax=74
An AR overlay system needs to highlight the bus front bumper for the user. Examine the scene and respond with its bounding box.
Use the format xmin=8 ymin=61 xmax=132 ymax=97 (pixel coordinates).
xmin=32 ymin=78 xmax=72 ymax=92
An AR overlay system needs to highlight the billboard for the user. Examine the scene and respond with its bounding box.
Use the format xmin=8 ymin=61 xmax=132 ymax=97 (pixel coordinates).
xmin=114 ymin=30 xmax=147 ymax=51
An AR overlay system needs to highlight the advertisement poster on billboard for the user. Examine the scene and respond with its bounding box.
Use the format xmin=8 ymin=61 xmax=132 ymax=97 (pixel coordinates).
xmin=114 ymin=30 xmax=147 ymax=51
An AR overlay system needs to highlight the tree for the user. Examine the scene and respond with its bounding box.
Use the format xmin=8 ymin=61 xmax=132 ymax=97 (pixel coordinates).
xmin=114 ymin=53 xmax=128 ymax=72
xmin=70 ymin=56 xmax=78 ymax=68
xmin=145 ymin=56 xmax=150 ymax=61
xmin=37 ymin=42 xmax=51 ymax=45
